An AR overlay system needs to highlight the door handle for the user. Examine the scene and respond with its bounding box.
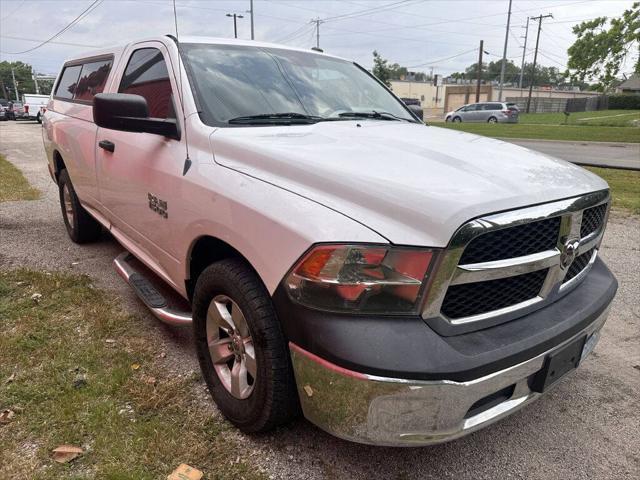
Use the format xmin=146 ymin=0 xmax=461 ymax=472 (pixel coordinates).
xmin=99 ymin=140 xmax=115 ymax=153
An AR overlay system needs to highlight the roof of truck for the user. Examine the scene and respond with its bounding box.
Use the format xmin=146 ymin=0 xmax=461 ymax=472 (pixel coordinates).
xmin=65 ymin=35 xmax=346 ymax=66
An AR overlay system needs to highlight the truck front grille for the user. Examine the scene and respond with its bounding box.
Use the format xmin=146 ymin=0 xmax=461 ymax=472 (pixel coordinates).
xmin=459 ymin=216 xmax=560 ymax=264
xmin=581 ymin=204 xmax=607 ymax=238
xmin=563 ymin=248 xmax=595 ymax=283
xmin=442 ymin=269 xmax=547 ymax=319
xmin=422 ymin=191 xmax=610 ymax=330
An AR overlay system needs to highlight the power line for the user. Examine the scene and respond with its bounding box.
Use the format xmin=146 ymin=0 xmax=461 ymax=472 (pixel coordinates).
xmin=275 ymin=23 xmax=314 ymax=43
xmin=538 ymin=50 xmax=568 ymax=69
xmin=0 ymin=35 xmax=99 ymax=49
xmin=407 ymin=48 xmax=478 ymax=68
xmin=321 ymin=0 xmax=420 ymax=23
xmin=1 ymin=0 xmax=103 ymax=55
xmin=0 ymin=0 xmax=26 ymax=23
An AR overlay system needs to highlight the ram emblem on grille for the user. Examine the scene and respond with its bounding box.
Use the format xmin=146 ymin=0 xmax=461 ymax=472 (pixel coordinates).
xmin=560 ymin=238 xmax=580 ymax=270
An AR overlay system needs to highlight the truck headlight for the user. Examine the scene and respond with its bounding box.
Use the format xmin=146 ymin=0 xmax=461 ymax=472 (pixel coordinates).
xmin=284 ymin=244 xmax=437 ymax=314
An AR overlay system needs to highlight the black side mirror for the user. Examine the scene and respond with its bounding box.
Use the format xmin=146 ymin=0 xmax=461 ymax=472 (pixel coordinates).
xmin=93 ymin=93 xmax=180 ymax=140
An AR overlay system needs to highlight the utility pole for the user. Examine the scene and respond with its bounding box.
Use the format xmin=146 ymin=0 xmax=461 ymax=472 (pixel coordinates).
xmin=226 ymin=13 xmax=244 ymax=39
xmin=525 ymin=14 xmax=553 ymax=113
xmin=497 ymin=0 xmax=513 ymax=101
xmin=11 ymin=68 xmax=19 ymax=101
xmin=518 ymin=17 xmax=530 ymax=89
xmin=248 ymin=0 xmax=254 ymax=40
xmin=475 ymin=40 xmax=484 ymax=103
xmin=312 ymin=18 xmax=322 ymax=49
xmin=33 ymin=73 xmax=40 ymax=95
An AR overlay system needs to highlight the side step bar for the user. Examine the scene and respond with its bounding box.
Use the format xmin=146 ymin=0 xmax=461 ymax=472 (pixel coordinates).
xmin=113 ymin=252 xmax=192 ymax=326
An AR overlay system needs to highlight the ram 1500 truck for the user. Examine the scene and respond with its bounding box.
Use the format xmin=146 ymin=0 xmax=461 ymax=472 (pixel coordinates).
xmin=42 ymin=36 xmax=617 ymax=446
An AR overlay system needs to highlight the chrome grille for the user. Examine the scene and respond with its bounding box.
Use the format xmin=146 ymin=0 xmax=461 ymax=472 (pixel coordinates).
xmin=459 ymin=216 xmax=560 ymax=264
xmin=422 ymin=191 xmax=610 ymax=332
xmin=442 ymin=269 xmax=548 ymax=319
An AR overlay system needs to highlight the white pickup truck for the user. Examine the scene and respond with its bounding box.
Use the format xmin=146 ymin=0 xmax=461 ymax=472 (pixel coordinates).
xmin=23 ymin=93 xmax=49 ymax=123
xmin=42 ymin=36 xmax=617 ymax=446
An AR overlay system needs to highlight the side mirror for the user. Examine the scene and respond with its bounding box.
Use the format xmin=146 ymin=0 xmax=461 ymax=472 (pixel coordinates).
xmin=93 ymin=93 xmax=180 ymax=140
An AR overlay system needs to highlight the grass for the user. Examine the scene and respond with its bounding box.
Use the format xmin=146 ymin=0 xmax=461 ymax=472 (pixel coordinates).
xmin=435 ymin=122 xmax=640 ymax=143
xmin=0 ymin=154 xmax=40 ymax=202
xmin=519 ymin=109 xmax=640 ymax=127
xmin=586 ymin=167 xmax=640 ymax=215
xmin=436 ymin=109 xmax=640 ymax=143
xmin=0 ymin=269 xmax=266 ymax=480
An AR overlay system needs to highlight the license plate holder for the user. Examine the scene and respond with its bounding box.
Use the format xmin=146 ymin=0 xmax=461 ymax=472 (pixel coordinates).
xmin=530 ymin=335 xmax=587 ymax=393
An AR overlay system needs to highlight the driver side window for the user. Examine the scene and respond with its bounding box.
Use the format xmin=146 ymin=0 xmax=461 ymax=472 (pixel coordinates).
xmin=119 ymin=48 xmax=175 ymax=119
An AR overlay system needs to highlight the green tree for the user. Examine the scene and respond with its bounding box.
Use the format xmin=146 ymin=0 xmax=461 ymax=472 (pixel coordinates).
xmin=372 ymin=51 xmax=393 ymax=87
xmin=0 ymin=61 xmax=37 ymax=100
xmin=457 ymin=60 xmax=521 ymax=82
xmin=567 ymin=2 xmax=640 ymax=91
xmin=450 ymin=61 xmax=568 ymax=87
xmin=371 ymin=51 xmax=426 ymax=87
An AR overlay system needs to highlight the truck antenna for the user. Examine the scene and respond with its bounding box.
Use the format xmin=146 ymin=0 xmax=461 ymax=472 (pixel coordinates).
xmin=173 ymin=0 xmax=191 ymax=175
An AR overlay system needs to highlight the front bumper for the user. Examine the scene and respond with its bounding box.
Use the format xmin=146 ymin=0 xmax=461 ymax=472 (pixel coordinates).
xmin=289 ymin=305 xmax=609 ymax=446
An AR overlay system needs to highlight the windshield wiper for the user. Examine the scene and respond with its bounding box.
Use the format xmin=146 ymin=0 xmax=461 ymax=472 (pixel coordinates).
xmin=228 ymin=112 xmax=324 ymax=125
xmin=336 ymin=110 xmax=412 ymax=122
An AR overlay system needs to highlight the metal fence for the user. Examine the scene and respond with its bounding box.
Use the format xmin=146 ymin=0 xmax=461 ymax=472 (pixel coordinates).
xmin=505 ymin=96 xmax=608 ymax=113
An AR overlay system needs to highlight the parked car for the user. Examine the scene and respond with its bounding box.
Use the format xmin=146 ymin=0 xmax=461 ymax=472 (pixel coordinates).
xmin=23 ymin=93 xmax=50 ymax=123
xmin=5 ymin=101 xmax=28 ymax=120
xmin=0 ymin=98 xmax=8 ymax=120
xmin=400 ymin=97 xmax=424 ymax=121
xmin=445 ymin=101 xmax=519 ymax=123
xmin=43 ymin=37 xmax=616 ymax=447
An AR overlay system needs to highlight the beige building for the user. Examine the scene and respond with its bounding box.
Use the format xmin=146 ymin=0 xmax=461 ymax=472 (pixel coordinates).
xmin=391 ymin=80 xmax=600 ymax=118
xmin=390 ymin=80 xmax=442 ymax=108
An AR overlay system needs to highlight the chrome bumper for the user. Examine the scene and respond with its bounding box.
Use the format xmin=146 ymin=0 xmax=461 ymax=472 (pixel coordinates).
xmin=289 ymin=306 xmax=609 ymax=447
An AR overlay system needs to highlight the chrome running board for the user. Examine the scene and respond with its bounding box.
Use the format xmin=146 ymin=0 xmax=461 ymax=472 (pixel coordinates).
xmin=113 ymin=252 xmax=192 ymax=326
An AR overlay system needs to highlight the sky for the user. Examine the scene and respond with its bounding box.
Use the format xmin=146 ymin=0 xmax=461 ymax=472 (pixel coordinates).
xmin=0 ymin=0 xmax=636 ymax=80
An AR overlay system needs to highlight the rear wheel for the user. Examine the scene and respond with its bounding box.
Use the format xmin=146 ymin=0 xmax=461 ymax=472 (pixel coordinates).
xmin=453 ymin=116 xmax=462 ymax=123
xmin=58 ymin=169 xmax=102 ymax=243
xmin=193 ymin=259 xmax=299 ymax=433
xmin=487 ymin=116 xmax=498 ymax=124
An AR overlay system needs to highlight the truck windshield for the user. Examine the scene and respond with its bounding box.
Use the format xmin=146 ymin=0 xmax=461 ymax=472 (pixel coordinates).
xmin=181 ymin=43 xmax=416 ymax=125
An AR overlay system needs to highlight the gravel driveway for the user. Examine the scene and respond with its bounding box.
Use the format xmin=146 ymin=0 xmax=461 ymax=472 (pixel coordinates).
xmin=1 ymin=121 xmax=639 ymax=479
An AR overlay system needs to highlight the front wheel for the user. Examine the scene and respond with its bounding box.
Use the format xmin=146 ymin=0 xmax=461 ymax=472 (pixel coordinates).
xmin=36 ymin=113 xmax=42 ymax=124
xmin=453 ymin=116 xmax=462 ymax=123
xmin=193 ymin=259 xmax=299 ymax=433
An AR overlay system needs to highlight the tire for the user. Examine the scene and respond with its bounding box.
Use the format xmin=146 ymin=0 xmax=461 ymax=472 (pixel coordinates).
xmin=58 ymin=169 xmax=102 ymax=243
xmin=193 ymin=259 xmax=299 ymax=433
xmin=453 ymin=116 xmax=462 ymax=123
xmin=36 ymin=113 xmax=42 ymax=124
xmin=487 ymin=116 xmax=498 ymax=124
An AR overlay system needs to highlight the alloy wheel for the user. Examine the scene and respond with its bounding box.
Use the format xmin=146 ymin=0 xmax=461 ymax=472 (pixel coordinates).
xmin=206 ymin=295 xmax=256 ymax=399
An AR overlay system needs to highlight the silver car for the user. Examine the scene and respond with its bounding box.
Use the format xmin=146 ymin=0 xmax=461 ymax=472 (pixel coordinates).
xmin=445 ymin=102 xmax=519 ymax=123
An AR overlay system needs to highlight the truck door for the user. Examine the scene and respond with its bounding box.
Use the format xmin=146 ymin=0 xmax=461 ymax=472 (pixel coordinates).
xmin=95 ymin=42 xmax=185 ymax=276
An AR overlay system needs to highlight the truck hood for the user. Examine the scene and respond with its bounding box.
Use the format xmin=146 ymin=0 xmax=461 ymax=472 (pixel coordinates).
xmin=210 ymin=121 xmax=608 ymax=247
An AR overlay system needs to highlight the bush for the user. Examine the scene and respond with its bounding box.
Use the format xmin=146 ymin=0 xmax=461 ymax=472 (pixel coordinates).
xmin=607 ymin=95 xmax=640 ymax=109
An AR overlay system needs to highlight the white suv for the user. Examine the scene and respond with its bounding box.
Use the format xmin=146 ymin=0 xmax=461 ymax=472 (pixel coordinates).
xmin=43 ymin=36 xmax=617 ymax=446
